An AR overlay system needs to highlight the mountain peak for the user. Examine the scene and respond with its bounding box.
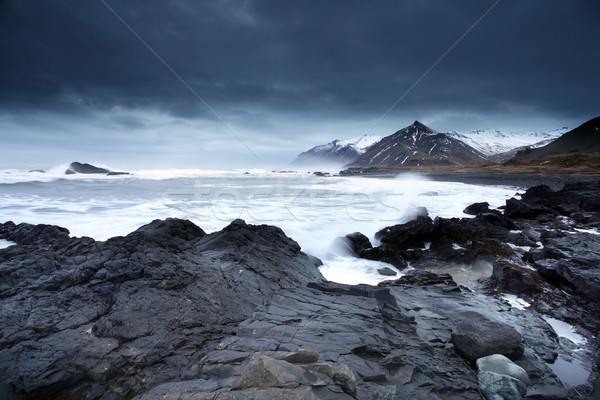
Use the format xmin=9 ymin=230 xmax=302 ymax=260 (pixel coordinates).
xmin=393 ymin=121 xmax=437 ymax=138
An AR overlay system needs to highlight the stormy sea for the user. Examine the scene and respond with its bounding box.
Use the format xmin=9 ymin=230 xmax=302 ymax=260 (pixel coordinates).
xmin=0 ymin=165 xmax=518 ymax=284
xmin=1 ymin=165 xmax=598 ymax=399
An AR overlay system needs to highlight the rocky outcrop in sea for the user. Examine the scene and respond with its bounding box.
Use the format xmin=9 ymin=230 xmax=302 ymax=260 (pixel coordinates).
xmin=1 ymin=182 xmax=599 ymax=399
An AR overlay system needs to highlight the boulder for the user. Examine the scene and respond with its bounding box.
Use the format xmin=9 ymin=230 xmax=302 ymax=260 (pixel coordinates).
xmin=359 ymin=245 xmax=408 ymax=270
xmin=340 ymin=232 xmax=373 ymax=257
xmin=378 ymin=270 xmax=456 ymax=287
xmin=464 ymin=202 xmax=495 ymax=215
xmin=283 ymin=349 xmax=320 ymax=364
xmin=477 ymin=371 xmax=527 ymax=400
xmin=492 ymin=259 xmax=549 ymax=296
xmin=375 ymin=216 xmax=434 ymax=250
xmin=377 ymin=267 xmax=397 ymax=277
xmin=504 ymin=198 xmax=547 ymax=219
xmin=476 ymin=354 xmax=530 ymax=386
xmin=65 ymin=162 xmax=110 ymax=174
xmin=451 ymin=312 xmax=524 ymax=362
xmin=64 ymin=161 xmax=130 ymax=176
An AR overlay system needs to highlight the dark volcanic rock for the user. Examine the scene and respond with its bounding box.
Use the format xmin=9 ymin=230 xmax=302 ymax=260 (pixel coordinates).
xmin=6 ymin=181 xmax=600 ymax=399
xmin=377 ymin=267 xmax=397 ymax=276
xmin=65 ymin=161 xmax=111 ymax=174
xmin=336 ymin=232 xmax=372 ymax=257
xmin=504 ymin=197 xmax=548 ymax=219
xmin=463 ymin=201 xmax=495 ymax=215
xmin=0 ymin=218 xmax=323 ymax=399
xmin=492 ymin=259 xmax=550 ymax=296
xmin=379 ymin=270 xmax=457 ymax=287
xmin=346 ymin=231 xmax=372 ymax=253
xmin=359 ymin=244 xmax=409 ymax=270
xmin=508 ymin=182 xmax=600 ymax=218
xmin=451 ymin=311 xmax=524 ymax=362
xmin=375 ymin=216 xmax=434 ymax=250
xmin=65 ymin=162 xmax=130 ymax=176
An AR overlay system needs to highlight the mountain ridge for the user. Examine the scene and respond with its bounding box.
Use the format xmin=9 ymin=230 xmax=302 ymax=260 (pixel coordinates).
xmin=511 ymin=116 xmax=600 ymax=161
xmin=291 ymin=134 xmax=380 ymax=167
xmin=292 ymin=122 xmax=569 ymax=167
xmin=349 ymin=121 xmax=487 ymax=167
xmin=447 ymin=127 xmax=568 ymax=157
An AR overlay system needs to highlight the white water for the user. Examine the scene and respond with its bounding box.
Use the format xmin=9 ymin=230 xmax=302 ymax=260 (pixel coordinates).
xmin=0 ymin=239 xmax=16 ymax=249
xmin=502 ymin=294 xmax=531 ymax=310
xmin=0 ymin=168 xmax=520 ymax=284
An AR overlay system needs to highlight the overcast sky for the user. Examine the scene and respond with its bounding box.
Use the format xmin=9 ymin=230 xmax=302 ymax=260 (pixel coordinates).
xmin=1 ymin=0 xmax=598 ymax=169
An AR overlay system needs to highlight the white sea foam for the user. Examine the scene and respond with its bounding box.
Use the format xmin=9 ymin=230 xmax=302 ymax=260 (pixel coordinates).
xmin=0 ymin=239 xmax=16 ymax=249
xmin=0 ymin=169 xmax=520 ymax=284
xmin=502 ymin=294 xmax=531 ymax=310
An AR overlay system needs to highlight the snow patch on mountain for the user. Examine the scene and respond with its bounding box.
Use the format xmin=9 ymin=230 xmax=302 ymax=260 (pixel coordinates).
xmin=447 ymin=127 xmax=569 ymax=157
xmin=292 ymin=134 xmax=381 ymax=166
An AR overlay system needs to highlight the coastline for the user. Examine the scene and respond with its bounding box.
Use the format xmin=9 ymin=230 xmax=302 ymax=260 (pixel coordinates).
xmin=1 ymin=181 xmax=599 ymax=399
xmin=340 ymin=165 xmax=600 ymax=190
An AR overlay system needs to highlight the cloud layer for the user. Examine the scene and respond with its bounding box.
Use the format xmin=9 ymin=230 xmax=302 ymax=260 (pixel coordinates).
xmin=1 ymin=0 xmax=598 ymax=167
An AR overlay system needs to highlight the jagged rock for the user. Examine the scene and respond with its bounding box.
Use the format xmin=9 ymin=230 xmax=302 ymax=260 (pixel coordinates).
xmin=358 ymin=245 xmax=409 ymax=270
xmin=492 ymin=259 xmax=550 ymax=296
xmin=5 ymin=179 xmax=600 ymax=399
xmin=378 ymin=270 xmax=456 ymax=287
xmin=65 ymin=161 xmax=111 ymax=174
xmin=345 ymin=232 xmax=373 ymax=255
xmin=464 ymin=201 xmax=494 ymax=215
xmin=0 ymin=218 xmax=324 ymax=399
xmin=64 ymin=162 xmax=130 ymax=176
xmin=504 ymin=198 xmax=548 ymax=219
xmin=451 ymin=312 xmax=524 ymax=362
xmin=231 ymin=353 xmax=332 ymax=389
xmin=332 ymin=232 xmax=373 ymax=257
xmin=375 ymin=216 xmax=434 ymax=250
xmin=476 ymin=354 xmax=530 ymax=386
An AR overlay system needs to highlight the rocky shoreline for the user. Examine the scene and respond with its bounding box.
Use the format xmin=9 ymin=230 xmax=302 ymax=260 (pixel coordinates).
xmin=1 ymin=182 xmax=600 ymax=399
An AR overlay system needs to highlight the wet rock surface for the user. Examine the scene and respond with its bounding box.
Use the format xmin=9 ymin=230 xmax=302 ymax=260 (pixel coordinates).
xmin=1 ymin=181 xmax=600 ymax=399
xmin=350 ymin=181 xmax=600 ymax=397
xmin=0 ymin=218 xmax=322 ymax=399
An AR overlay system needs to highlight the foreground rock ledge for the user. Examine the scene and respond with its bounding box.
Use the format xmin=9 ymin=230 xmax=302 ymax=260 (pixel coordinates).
xmin=0 ymin=213 xmax=598 ymax=399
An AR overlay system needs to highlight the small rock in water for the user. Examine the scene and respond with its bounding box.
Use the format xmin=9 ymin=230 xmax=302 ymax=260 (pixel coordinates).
xmin=377 ymin=267 xmax=397 ymax=276
xmin=464 ymin=201 xmax=492 ymax=215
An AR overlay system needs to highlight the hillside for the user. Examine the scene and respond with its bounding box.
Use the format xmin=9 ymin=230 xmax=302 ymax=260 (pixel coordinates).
xmin=510 ymin=116 xmax=600 ymax=161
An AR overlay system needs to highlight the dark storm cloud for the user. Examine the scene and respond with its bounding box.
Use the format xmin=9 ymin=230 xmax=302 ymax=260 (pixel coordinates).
xmin=0 ymin=0 xmax=598 ymax=124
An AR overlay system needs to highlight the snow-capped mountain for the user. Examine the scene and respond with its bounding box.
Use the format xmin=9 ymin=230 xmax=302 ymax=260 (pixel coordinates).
xmin=488 ymin=138 xmax=557 ymax=163
xmin=447 ymin=127 xmax=569 ymax=158
xmin=511 ymin=116 xmax=600 ymax=161
xmin=350 ymin=121 xmax=486 ymax=167
xmin=292 ymin=135 xmax=381 ymax=166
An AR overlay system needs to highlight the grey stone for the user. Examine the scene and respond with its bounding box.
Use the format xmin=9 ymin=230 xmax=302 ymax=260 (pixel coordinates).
xmin=451 ymin=312 xmax=524 ymax=362
xmin=476 ymin=354 xmax=530 ymax=386
xmin=283 ymin=349 xmax=320 ymax=364
xmin=377 ymin=267 xmax=397 ymax=276
xmin=477 ymin=370 xmax=527 ymax=400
